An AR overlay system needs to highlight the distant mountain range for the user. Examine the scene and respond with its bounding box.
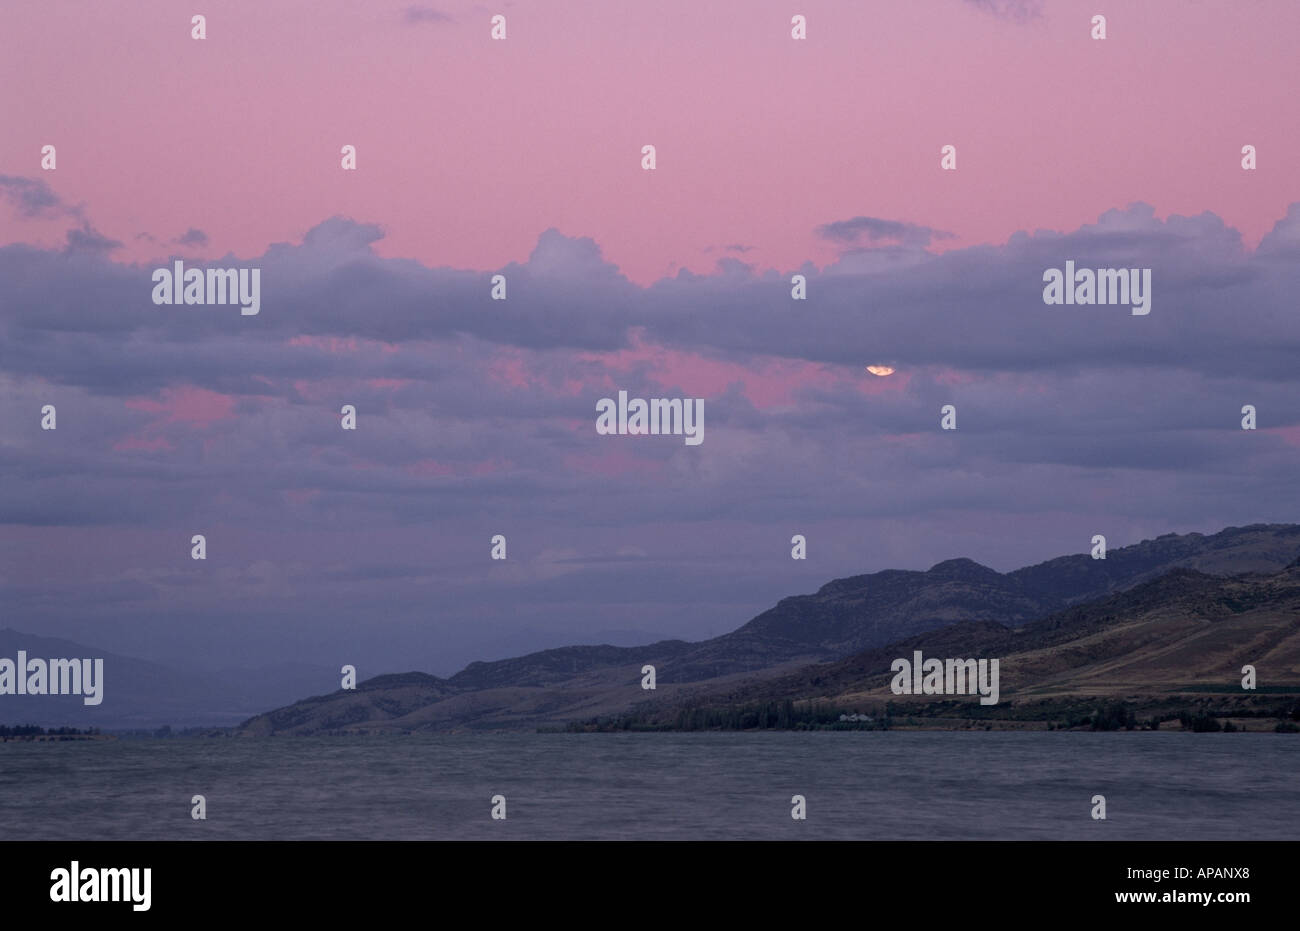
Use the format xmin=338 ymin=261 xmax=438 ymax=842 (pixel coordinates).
xmin=0 ymin=628 xmax=335 ymax=730
xmin=236 ymin=522 xmax=1300 ymax=735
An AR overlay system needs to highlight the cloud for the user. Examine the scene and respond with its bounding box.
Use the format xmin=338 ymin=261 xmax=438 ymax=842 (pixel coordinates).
xmin=5 ymin=202 xmax=1300 ymax=673
xmin=635 ymin=203 xmax=1300 ymax=381
xmin=5 ymin=204 xmax=1300 ymax=389
xmin=403 ymin=6 xmax=454 ymax=25
xmin=963 ymin=0 xmax=1043 ymax=23
xmin=815 ymin=215 xmax=956 ymax=248
xmin=63 ymin=223 xmax=122 ymax=254
xmin=0 ymin=175 xmax=120 ymax=256
xmin=173 ymin=228 xmax=209 ymax=247
xmin=0 ymin=175 xmax=82 ymax=220
xmin=301 ymin=215 xmax=385 ymax=252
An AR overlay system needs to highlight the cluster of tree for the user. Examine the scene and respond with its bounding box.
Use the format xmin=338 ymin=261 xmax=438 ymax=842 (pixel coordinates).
xmin=1049 ymin=708 xmax=1258 ymax=732
xmin=1043 ymin=703 xmax=1146 ymax=730
xmin=564 ymin=699 xmax=1300 ymax=734
xmin=0 ymin=724 xmax=100 ymax=737
xmin=1179 ymin=712 xmax=1225 ymax=732
xmin=569 ymin=700 xmax=894 ymax=732
xmin=1089 ymin=702 xmax=1137 ymax=731
xmin=676 ymin=700 xmax=792 ymax=731
xmin=1039 ymin=699 xmax=1300 ymax=732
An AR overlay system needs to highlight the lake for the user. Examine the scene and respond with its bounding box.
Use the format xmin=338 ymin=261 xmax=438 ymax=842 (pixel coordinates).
xmin=1 ymin=731 xmax=1294 ymax=840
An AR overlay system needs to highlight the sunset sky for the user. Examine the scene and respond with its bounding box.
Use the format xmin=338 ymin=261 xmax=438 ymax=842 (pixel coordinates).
xmin=2 ymin=0 xmax=1298 ymax=676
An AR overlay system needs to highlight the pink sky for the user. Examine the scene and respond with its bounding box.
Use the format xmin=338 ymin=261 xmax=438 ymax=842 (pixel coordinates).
xmin=7 ymin=0 xmax=1300 ymax=687
xmin=3 ymin=0 xmax=1298 ymax=283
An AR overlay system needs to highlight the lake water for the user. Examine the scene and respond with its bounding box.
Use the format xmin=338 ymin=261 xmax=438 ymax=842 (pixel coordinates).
xmin=1 ymin=731 xmax=1295 ymax=840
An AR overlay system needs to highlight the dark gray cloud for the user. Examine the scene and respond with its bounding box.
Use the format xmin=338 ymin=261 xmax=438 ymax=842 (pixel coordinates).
xmin=10 ymin=202 xmax=1297 ymax=385
xmin=173 ymin=228 xmax=209 ymax=247
xmin=63 ymin=223 xmax=121 ymax=254
xmin=4 ymin=199 xmax=1300 ymax=675
xmin=644 ymin=204 xmax=1300 ymax=380
xmin=0 ymin=175 xmax=81 ymax=220
xmin=816 ymin=215 xmax=956 ymax=248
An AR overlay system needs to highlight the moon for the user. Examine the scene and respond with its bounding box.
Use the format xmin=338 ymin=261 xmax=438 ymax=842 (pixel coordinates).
xmin=866 ymin=365 xmax=895 ymax=377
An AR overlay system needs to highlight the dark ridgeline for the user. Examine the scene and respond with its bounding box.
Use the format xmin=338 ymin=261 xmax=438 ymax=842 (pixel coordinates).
xmin=236 ymin=523 xmax=1300 ymax=734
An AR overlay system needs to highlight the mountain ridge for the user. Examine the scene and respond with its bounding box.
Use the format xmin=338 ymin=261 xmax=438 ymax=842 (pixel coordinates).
xmin=236 ymin=522 xmax=1300 ymax=735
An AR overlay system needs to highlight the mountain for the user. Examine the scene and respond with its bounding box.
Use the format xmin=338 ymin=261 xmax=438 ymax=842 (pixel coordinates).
xmin=0 ymin=629 xmax=336 ymax=729
xmin=1007 ymin=523 xmax=1300 ymax=605
xmin=237 ymin=523 xmax=1300 ymax=734
xmin=617 ymin=564 xmax=1300 ymax=730
xmin=441 ymin=523 xmax=1300 ymax=688
xmin=702 ymin=523 xmax=1300 ymax=672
